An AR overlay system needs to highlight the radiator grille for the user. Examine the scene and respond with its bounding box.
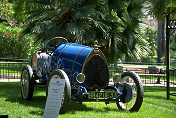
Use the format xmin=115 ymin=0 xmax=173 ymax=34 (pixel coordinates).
xmin=83 ymin=55 xmax=109 ymax=90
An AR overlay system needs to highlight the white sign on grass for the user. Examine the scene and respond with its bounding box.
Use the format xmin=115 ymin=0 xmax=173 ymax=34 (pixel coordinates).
xmin=43 ymin=78 xmax=65 ymax=118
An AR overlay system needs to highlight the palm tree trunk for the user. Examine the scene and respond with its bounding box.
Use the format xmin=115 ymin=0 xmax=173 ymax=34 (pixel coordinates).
xmin=157 ymin=20 xmax=165 ymax=63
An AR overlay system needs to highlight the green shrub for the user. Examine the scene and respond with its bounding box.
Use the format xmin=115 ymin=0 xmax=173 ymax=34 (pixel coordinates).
xmin=0 ymin=23 xmax=40 ymax=59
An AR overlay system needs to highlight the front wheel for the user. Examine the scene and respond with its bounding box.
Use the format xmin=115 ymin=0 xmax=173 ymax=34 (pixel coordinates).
xmin=46 ymin=69 xmax=71 ymax=114
xmin=116 ymin=71 xmax=144 ymax=112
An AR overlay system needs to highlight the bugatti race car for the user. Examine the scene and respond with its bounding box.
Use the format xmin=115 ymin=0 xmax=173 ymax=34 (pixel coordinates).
xmin=20 ymin=37 xmax=144 ymax=113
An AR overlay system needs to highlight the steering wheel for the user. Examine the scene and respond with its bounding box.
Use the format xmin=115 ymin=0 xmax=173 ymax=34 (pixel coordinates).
xmin=45 ymin=37 xmax=68 ymax=54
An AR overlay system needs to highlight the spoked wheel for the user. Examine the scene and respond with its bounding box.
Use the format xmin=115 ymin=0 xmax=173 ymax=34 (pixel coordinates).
xmin=20 ymin=65 xmax=35 ymax=100
xmin=46 ymin=69 xmax=71 ymax=114
xmin=116 ymin=71 xmax=144 ymax=112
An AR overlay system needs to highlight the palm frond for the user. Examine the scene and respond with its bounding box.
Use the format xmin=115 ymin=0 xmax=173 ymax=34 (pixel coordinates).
xmin=16 ymin=0 xmax=150 ymax=63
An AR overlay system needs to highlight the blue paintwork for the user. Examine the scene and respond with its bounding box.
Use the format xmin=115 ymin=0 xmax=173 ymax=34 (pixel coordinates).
xmin=34 ymin=42 xmax=94 ymax=84
xmin=49 ymin=43 xmax=94 ymax=84
xmin=30 ymin=41 xmax=140 ymax=108
xmin=32 ymin=41 xmax=126 ymax=104
xmin=74 ymin=85 xmax=88 ymax=100
xmin=35 ymin=53 xmax=50 ymax=82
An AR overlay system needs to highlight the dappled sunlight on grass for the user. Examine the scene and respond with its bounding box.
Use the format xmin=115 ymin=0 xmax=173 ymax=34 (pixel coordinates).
xmin=0 ymin=82 xmax=176 ymax=118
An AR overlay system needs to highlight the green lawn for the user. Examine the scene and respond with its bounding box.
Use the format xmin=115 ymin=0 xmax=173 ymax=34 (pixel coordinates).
xmin=0 ymin=66 xmax=22 ymax=75
xmin=0 ymin=82 xmax=176 ymax=118
xmin=0 ymin=62 xmax=28 ymax=75
xmin=0 ymin=69 xmax=21 ymax=75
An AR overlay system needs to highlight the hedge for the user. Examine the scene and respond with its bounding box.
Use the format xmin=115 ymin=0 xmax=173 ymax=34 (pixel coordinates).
xmin=0 ymin=23 xmax=40 ymax=59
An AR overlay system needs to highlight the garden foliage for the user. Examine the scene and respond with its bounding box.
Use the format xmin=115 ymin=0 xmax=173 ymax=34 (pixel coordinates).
xmin=14 ymin=0 xmax=150 ymax=63
xmin=0 ymin=0 xmax=13 ymax=22
xmin=0 ymin=23 xmax=40 ymax=59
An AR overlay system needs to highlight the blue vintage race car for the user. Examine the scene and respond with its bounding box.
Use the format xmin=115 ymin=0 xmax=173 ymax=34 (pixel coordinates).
xmin=20 ymin=37 xmax=144 ymax=113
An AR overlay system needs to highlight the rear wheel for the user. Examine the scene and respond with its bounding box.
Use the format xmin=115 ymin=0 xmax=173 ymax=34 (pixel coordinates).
xmin=46 ymin=69 xmax=71 ymax=114
xmin=20 ymin=65 xmax=35 ymax=100
xmin=116 ymin=71 xmax=144 ymax=112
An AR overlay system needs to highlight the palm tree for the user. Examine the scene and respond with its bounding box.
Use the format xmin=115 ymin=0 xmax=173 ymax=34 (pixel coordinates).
xmin=148 ymin=0 xmax=169 ymax=63
xmin=14 ymin=0 xmax=149 ymax=63
xmin=148 ymin=0 xmax=176 ymax=63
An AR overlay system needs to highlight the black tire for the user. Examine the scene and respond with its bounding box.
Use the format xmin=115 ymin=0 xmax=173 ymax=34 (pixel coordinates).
xmin=20 ymin=65 xmax=35 ymax=100
xmin=46 ymin=69 xmax=71 ymax=114
xmin=116 ymin=71 xmax=144 ymax=112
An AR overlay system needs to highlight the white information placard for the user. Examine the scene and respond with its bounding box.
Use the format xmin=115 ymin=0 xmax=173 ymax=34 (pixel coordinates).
xmin=43 ymin=78 xmax=65 ymax=118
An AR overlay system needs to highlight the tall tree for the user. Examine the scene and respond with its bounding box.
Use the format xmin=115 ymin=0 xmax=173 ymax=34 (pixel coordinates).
xmin=148 ymin=0 xmax=176 ymax=63
xmin=152 ymin=0 xmax=167 ymax=63
xmin=14 ymin=0 xmax=149 ymax=63
xmin=0 ymin=0 xmax=13 ymax=23
xmin=148 ymin=0 xmax=175 ymax=63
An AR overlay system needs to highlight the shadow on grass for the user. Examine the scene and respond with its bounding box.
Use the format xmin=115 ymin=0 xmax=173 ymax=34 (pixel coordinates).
xmin=66 ymin=102 xmax=120 ymax=114
xmin=144 ymin=86 xmax=176 ymax=102
xmin=1 ymin=82 xmax=121 ymax=116
xmin=144 ymin=96 xmax=176 ymax=111
xmin=144 ymin=86 xmax=176 ymax=92
xmin=2 ymin=82 xmax=175 ymax=115
xmin=144 ymin=86 xmax=166 ymax=92
xmin=5 ymin=90 xmax=47 ymax=109
xmin=144 ymin=94 xmax=176 ymax=103
xmin=0 ymin=82 xmax=46 ymax=109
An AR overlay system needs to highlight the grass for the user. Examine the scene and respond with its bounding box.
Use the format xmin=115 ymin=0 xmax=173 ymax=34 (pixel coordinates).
xmin=0 ymin=82 xmax=176 ymax=118
xmin=0 ymin=69 xmax=21 ymax=75
xmin=0 ymin=66 xmax=22 ymax=75
xmin=0 ymin=62 xmax=27 ymax=75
